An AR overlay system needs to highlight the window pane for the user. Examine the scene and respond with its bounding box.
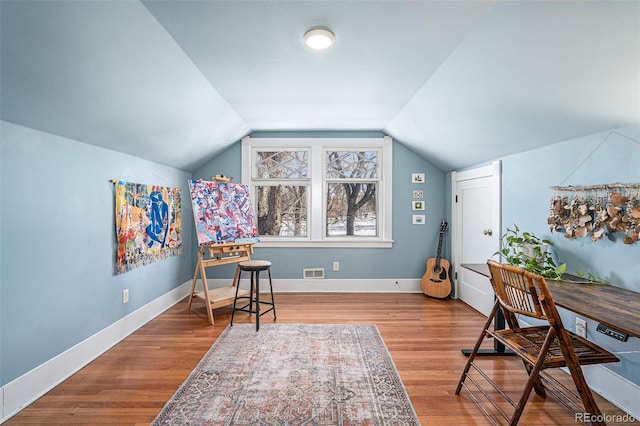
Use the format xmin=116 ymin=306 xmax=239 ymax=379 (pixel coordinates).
xmin=326 ymin=182 xmax=377 ymax=236
xmin=326 ymin=151 xmax=377 ymax=179
xmin=256 ymin=151 xmax=308 ymax=179
xmin=257 ymin=185 xmax=307 ymax=236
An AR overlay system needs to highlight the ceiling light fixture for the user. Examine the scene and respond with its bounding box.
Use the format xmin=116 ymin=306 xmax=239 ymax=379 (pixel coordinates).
xmin=303 ymin=28 xmax=335 ymax=50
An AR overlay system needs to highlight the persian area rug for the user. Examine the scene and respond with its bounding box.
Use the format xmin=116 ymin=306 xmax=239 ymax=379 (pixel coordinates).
xmin=152 ymin=324 xmax=419 ymax=425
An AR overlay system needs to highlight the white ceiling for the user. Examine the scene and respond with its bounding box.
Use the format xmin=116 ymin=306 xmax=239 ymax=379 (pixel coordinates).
xmin=1 ymin=1 xmax=639 ymax=172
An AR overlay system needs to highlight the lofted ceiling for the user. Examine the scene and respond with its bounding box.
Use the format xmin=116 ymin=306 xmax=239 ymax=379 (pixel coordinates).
xmin=1 ymin=1 xmax=639 ymax=172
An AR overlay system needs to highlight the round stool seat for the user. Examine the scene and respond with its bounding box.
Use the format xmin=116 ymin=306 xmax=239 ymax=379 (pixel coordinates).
xmin=238 ymin=259 xmax=272 ymax=271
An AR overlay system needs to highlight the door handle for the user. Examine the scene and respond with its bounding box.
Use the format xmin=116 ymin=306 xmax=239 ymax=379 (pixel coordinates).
xmin=483 ymin=229 xmax=493 ymax=236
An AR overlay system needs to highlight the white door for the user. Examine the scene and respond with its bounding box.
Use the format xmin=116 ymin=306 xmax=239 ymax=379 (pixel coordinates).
xmin=452 ymin=161 xmax=501 ymax=316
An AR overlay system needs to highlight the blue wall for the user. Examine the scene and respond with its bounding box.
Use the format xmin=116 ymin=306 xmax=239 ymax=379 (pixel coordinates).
xmin=3 ymin=120 xmax=636 ymax=392
xmin=498 ymin=124 xmax=640 ymax=386
xmin=1 ymin=126 xmax=446 ymax=387
xmin=500 ymin=125 xmax=639 ymax=289
xmin=193 ymin=132 xmax=447 ymax=281
xmin=0 ymin=121 xmax=195 ymax=385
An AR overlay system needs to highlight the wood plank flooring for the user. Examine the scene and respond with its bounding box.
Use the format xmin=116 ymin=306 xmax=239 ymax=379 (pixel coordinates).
xmin=4 ymin=293 xmax=634 ymax=425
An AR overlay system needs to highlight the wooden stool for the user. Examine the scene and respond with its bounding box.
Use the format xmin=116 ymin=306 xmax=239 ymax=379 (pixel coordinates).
xmin=230 ymin=260 xmax=276 ymax=331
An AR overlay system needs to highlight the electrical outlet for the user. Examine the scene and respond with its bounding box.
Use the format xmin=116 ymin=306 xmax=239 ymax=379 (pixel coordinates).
xmin=576 ymin=317 xmax=587 ymax=338
xmin=333 ymin=261 xmax=339 ymax=271
xmin=122 ymin=289 xmax=129 ymax=304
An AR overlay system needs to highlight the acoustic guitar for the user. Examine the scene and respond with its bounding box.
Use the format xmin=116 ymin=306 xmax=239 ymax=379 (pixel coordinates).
xmin=421 ymin=220 xmax=452 ymax=298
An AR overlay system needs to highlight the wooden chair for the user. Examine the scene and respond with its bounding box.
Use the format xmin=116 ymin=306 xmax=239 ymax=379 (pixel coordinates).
xmin=455 ymin=260 xmax=619 ymax=426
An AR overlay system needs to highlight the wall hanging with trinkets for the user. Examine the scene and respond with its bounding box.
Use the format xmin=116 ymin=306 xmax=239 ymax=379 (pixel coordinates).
xmin=548 ymin=183 xmax=640 ymax=244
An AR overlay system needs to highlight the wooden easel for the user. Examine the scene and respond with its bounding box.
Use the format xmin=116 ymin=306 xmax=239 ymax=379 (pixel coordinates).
xmin=188 ymin=241 xmax=255 ymax=324
xmin=188 ymin=174 xmax=258 ymax=324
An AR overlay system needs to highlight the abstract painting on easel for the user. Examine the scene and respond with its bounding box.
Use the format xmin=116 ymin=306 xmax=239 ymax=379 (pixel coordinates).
xmin=114 ymin=181 xmax=183 ymax=274
xmin=188 ymin=179 xmax=259 ymax=245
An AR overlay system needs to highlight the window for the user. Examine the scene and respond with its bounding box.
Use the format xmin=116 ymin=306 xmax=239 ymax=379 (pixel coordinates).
xmin=254 ymin=150 xmax=309 ymax=237
xmin=325 ymin=150 xmax=378 ymax=237
xmin=242 ymin=136 xmax=393 ymax=247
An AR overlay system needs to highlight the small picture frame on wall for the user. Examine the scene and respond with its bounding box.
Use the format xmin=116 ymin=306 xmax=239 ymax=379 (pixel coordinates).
xmin=412 ymin=214 xmax=426 ymax=225
xmin=411 ymin=173 xmax=425 ymax=183
xmin=412 ymin=201 xmax=425 ymax=211
xmin=412 ymin=190 xmax=423 ymax=198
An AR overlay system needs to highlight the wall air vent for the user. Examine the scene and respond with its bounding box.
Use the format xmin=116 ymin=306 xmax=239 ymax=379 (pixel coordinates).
xmin=303 ymin=268 xmax=325 ymax=279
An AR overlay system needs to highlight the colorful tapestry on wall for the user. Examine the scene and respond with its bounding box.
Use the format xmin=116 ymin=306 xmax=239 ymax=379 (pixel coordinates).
xmin=114 ymin=180 xmax=182 ymax=274
xmin=188 ymin=179 xmax=259 ymax=245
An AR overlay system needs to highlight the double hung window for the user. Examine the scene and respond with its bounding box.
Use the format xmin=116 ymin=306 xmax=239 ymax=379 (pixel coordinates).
xmin=242 ymin=136 xmax=392 ymax=247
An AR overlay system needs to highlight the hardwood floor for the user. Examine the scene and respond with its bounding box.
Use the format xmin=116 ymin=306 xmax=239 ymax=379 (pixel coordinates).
xmin=4 ymin=293 xmax=633 ymax=425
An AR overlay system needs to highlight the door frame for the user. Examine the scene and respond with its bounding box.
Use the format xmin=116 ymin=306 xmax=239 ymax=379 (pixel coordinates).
xmin=451 ymin=160 xmax=502 ymax=299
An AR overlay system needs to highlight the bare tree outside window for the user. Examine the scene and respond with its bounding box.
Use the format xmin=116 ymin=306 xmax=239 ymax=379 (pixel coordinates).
xmin=257 ymin=185 xmax=307 ymax=236
xmin=256 ymin=151 xmax=307 ymax=179
xmin=326 ymin=151 xmax=378 ymax=236
xmin=255 ymin=151 xmax=308 ymax=236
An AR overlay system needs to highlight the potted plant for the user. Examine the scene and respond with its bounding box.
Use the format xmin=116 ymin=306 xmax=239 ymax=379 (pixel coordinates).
xmin=497 ymin=224 xmax=567 ymax=279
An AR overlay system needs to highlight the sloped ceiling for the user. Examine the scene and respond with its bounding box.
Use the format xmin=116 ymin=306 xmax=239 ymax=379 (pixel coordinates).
xmin=1 ymin=1 xmax=639 ymax=172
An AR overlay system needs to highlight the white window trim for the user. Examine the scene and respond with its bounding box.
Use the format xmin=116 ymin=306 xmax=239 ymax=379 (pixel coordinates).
xmin=242 ymin=136 xmax=393 ymax=248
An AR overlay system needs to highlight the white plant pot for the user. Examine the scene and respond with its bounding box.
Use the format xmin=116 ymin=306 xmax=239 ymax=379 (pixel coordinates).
xmin=519 ymin=243 xmax=549 ymax=264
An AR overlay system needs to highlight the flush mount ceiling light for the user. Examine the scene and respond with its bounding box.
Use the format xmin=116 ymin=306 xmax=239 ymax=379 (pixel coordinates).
xmin=303 ymin=28 xmax=335 ymax=50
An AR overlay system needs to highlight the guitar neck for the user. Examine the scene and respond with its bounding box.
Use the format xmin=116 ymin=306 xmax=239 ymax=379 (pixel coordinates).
xmin=435 ymin=231 xmax=444 ymax=266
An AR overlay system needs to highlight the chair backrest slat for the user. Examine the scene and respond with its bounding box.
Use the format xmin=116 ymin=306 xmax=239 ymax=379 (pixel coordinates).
xmin=488 ymin=260 xmax=551 ymax=322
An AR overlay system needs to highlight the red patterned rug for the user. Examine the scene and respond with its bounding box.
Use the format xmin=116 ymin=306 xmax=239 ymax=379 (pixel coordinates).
xmin=152 ymin=324 xmax=419 ymax=425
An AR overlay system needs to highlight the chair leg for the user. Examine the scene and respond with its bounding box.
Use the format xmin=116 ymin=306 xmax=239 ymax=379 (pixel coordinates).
xmin=557 ymin=331 xmax=607 ymax=426
xmin=502 ymin=309 xmax=547 ymax=398
xmin=525 ymin=363 xmax=547 ymax=398
xmin=268 ymin=268 xmax=276 ymax=320
xmin=255 ymin=270 xmax=261 ymax=331
xmin=248 ymin=271 xmax=255 ymax=316
xmin=509 ymin=350 xmax=548 ymax=425
xmin=456 ymin=301 xmax=500 ymax=395
xmin=509 ymin=328 xmax=557 ymax=425
xmin=565 ymin=363 xmax=606 ymax=426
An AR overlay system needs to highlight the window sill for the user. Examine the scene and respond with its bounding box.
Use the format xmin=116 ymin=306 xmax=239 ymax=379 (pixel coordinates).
xmin=255 ymin=239 xmax=394 ymax=248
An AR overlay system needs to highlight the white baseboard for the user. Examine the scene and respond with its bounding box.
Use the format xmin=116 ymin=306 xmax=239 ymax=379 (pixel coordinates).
xmin=205 ymin=277 xmax=422 ymax=293
xmin=581 ymin=364 xmax=639 ymax=419
xmin=1 ymin=281 xmax=192 ymax=423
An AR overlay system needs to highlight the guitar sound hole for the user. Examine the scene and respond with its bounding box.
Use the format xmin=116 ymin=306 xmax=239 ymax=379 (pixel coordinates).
xmin=432 ymin=266 xmax=442 ymax=274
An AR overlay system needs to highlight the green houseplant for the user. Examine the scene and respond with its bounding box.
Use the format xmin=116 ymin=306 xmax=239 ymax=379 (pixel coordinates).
xmin=497 ymin=224 xmax=567 ymax=279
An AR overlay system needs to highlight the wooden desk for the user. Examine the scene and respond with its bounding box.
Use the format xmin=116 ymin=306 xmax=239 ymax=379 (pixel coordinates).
xmin=461 ymin=263 xmax=640 ymax=339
